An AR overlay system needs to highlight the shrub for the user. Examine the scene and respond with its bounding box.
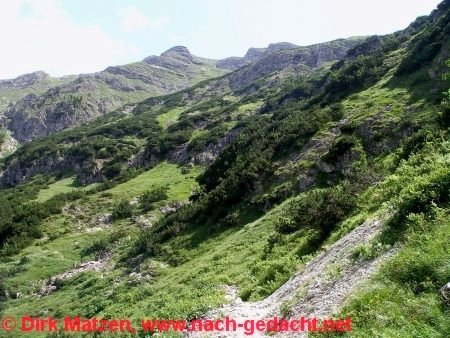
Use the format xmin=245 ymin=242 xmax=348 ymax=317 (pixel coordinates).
xmin=275 ymin=186 xmax=356 ymax=235
xmin=139 ymin=187 xmax=169 ymax=211
xmin=221 ymin=211 xmax=240 ymax=228
xmin=81 ymin=239 xmax=109 ymax=259
xmin=322 ymin=135 xmax=357 ymax=164
xmin=112 ymin=200 xmax=132 ymax=220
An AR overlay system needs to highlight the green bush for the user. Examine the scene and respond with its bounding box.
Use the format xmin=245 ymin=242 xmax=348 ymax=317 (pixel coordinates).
xmin=81 ymin=239 xmax=109 ymax=259
xmin=0 ymin=130 xmax=6 ymax=146
xmin=275 ymin=186 xmax=356 ymax=235
xmin=221 ymin=211 xmax=240 ymax=228
xmin=112 ymin=200 xmax=132 ymax=220
xmin=322 ymin=135 xmax=357 ymax=164
xmin=139 ymin=187 xmax=169 ymax=211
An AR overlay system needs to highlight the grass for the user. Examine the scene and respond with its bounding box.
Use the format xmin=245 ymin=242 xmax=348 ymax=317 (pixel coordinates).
xmin=35 ymin=177 xmax=78 ymax=202
xmin=329 ymin=209 xmax=450 ymax=338
xmin=2 ymin=97 xmax=444 ymax=337
xmin=35 ymin=177 xmax=100 ymax=202
xmin=237 ymin=101 xmax=263 ymax=113
xmin=0 ymin=32 xmax=448 ymax=338
xmin=156 ymin=108 xmax=185 ymax=129
xmin=106 ymin=161 xmax=202 ymax=202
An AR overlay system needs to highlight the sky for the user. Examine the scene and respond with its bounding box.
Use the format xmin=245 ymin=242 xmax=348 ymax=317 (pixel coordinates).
xmin=0 ymin=0 xmax=442 ymax=79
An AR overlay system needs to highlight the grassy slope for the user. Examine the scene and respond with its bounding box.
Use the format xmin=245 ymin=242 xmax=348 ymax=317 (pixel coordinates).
xmin=107 ymin=161 xmax=202 ymax=202
xmin=325 ymin=140 xmax=450 ymax=338
xmin=156 ymin=108 xmax=186 ymax=129
xmin=0 ymin=76 xmax=75 ymax=113
xmin=35 ymin=177 xmax=100 ymax=202
xmin=1 ymin=53 xmax=447 ymax=337
xmin=0 ymin=14 xmax=449 ymax=338
xmin=0 ymin=162 xmax=204 ymax=337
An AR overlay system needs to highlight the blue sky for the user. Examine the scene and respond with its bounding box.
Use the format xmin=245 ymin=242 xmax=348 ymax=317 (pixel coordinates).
xmin=0 ymin=0 xmax=442 ymax=79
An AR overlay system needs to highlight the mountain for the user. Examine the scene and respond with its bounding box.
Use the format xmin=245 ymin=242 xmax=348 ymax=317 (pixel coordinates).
xmin=217 ymin=42 xmax=299 ymax=69
xmin=0 ymin=40 xmax=363 ymax=148
xmin=0 ymin=47 xmax=228 ymax=145
xmin=0 ymin=71 xmax=75 ymax=116
xmin=0 ymin=37 xmax=363 ymax=186
xmin=0 ymin=1 xmax=449 ymax=337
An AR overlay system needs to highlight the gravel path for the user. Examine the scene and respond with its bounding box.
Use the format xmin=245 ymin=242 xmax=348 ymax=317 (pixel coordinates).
xmin=185 ymin=214 xmax=396 ymax=337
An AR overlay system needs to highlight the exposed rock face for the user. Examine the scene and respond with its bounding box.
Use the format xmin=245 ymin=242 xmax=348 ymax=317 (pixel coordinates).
xmin=217 ymin=42 xmax=298 ymax=70
xmin=192 ymin=128 xmax=242 ymax=165
xmin=39 ymin=251 xmax=111 ymax=296
xmin=357 ymin=112 xmax=415 ymax=156
xmin=3 ymin=47 xmax=226 ymax=144
xmin=5 ymin=90 xmax=109 ymax=143
xmin=132 ymin=215 xmax=154 ymax=228
xmin=317 ymin=149 xmax=361 ymax=175
xmin=159 ymin=201 xmax=189 ymax=215
xmin=166 ymin=128 xmax=242 ymax=165
xmin=227 ymin=39 xmax=360 ymax=90
xmin=441 ymin=282 xmax=450 ymax=303
xmin=0 ymin=71 xmax=49 ymax=89
xmin=149 ymin=46 xmax=194 ymax=63
xmin=143 ymin=47 xmax=195 ymax=71
xmin=0 ymin=150 xmax=94 ymax=187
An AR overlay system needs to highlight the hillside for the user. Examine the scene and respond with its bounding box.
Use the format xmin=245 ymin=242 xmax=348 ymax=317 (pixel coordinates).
xmin=0 ymin=47 xmax=227 ymax=146
xmin=0 ymin=39 xmax=360 ymax=154
xmin=0 ymin=37 xmax=362 ymax=186
xmin=0 ymin=1 xmax=449 ymax=338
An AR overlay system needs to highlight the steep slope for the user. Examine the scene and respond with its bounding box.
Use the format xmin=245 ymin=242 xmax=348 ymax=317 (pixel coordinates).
xmin=0 ymin=71 xmax=75 ymax=155
xmin=0 ymin=2 xmax=449 ymax=338
xmin=0 ymin=37 xmax=363 ymax=186
xmin=0 ymin=71 xmax=75 ymax=113
xmin=217 ymin=42 xmax=299 ymax=70
xmin=2 ymin=47 xmax=227 ymax=144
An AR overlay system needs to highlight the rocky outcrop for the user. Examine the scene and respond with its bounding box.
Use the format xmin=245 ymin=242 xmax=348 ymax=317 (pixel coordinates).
xmin=217 ymin=42 xmax=298 ymax=70
xmin=166 ymin=127 xmax=242 ymax=165
xmin=5 ymin=92 xmax=110 ymax=143
xmin=159 ymin=201 xmax=189 ymax=215
xmin=228 ymin=39 xmax=361 ymax=91
xmin=0 ymin=150 xmax=98 ymax=187
xmin=144 ymin=46 xmax=195 ymax=70
xmin=0 ymin=71 xmax=49 ymax=89
xmin=39 ymin=251 xmax=111 ymax=296
xmin=357 ymin=112 xmax=415 ymax=156
xmin=3 ymin=47 xmax=226 ymax=144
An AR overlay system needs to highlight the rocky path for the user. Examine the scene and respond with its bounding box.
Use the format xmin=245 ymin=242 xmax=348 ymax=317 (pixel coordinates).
xmin=186 ymin=214 xmax=396 ymax=337
xmin=38 ymin=252 xmax=112 ymax=296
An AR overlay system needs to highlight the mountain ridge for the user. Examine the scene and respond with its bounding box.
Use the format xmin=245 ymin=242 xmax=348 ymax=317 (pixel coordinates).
xmin=0 ymin=3 xmax=448 ymax=337
xmin=0 ymin=39 xmax=362 ymax=146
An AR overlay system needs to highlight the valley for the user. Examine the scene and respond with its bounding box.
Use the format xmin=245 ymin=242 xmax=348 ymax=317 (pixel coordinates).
xmin=0 ymin=1 xmax=449 ymax=337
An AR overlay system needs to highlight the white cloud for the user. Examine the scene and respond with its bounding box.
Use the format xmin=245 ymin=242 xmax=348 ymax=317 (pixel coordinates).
xmin=0 ymin=0 xmax=137 ymax=79
xmin=117 ymin=6 xmax=170 ymax=33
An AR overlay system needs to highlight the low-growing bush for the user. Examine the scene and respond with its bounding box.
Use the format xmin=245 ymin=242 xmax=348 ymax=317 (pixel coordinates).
xmin=81 ymin=239 xmax=109 ymax=259
xmin=139 ymin=187 xmax=169 ymax=211
xmin=112 ymin=200 xmax=133 ymax=220
xmin=275 ymin=186 xmax=356 ymax=235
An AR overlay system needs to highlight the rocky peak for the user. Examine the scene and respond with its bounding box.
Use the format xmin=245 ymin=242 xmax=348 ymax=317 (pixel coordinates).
xmin=244 ymin=47 xmax=265 ymax=61
xmin=143 ymin=46 xmax=194 ymax=66
xmin=0 ymin=71 xmax=50 ymax=89
xmin=217 ymin=42 xmax=299 ymax=70
xmin=266 ymin=42 xmax=298 ymax=53
xmin=161 ymin=46 xmax=193 ymax=61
